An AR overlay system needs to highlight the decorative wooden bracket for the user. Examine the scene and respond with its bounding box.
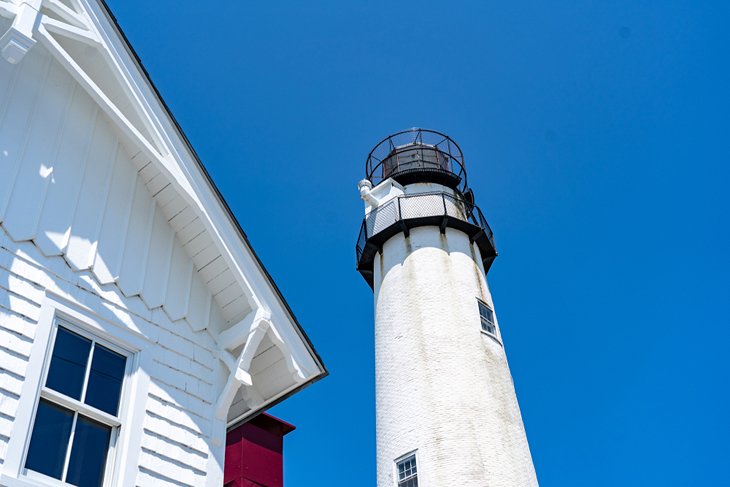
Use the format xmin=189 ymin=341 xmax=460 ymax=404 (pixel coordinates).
xmin=0 ymin=0 xmax=40 ymax=64
xmin=214 ymin=307 xmax=307 ymax=420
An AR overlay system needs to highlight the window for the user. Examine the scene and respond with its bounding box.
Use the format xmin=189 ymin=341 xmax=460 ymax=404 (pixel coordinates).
xmin=477 ymin=299 xmax=497 ymax=335
xmin=396 ymin=453 xmax=418 ymax=487
xmin=24 ymin=322 xmax=128 ymax=487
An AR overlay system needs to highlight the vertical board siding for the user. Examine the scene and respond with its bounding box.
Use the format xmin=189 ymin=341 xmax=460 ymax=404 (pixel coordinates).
xmin=2 ymin=56 xmax=73 ymax=241
xmin=0 ymin=49 xmax=51 ymax=223
xmin=64 ymin=117 xmax=117 ymax=270
xmin=0 ymin=48 xmax=228 ymax=333
xmin=165 ymin=241 xmax=193 ymax=322
xmin=117 ymin=178 xmax=155 ymax=296
xmin=93 ymin=144 xmax=137 ymax=284
xmin=187 ymin=274 xmax=212 ymax=332
xmin=141 ymin=205 xmax=174 ymax=309
xmin=34 ymin=90 xmax=97 ymax=257
xmin=0 ymin=48 xmax=235 ymax=485
xmin=0 ymin=36 xmax=298 ymax=484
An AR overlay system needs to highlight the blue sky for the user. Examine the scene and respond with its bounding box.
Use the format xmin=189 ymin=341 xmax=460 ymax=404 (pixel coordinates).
xmin=106 ymin=1 xmax=729 ymax=485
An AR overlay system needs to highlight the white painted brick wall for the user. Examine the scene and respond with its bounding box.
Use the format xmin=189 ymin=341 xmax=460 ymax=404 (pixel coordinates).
xmin=373 ymin=225 xmax=538 ymax=487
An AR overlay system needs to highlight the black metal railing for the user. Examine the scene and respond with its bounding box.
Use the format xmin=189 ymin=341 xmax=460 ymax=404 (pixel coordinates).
xmin=365 ymin=129 xmax=468 ymax=193
xmin=355 ymin=191 xmax=496 ymax=268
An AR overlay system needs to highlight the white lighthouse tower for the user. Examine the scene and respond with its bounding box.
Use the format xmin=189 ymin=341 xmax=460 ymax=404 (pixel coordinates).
xmin=356 ymin=129 xmax=538 ymax=487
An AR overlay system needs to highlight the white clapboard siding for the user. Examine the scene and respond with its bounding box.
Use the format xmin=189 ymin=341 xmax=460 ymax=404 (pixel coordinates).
xmin=0 ymin=367 xmax=24 ymax=398
xmin=139 ymin=448 xmax=204 ymax=486
xmin=146 ymin=387 xmax=211 ymax=438
xmin=0 ymin=307 xmax=36 ymax=340
xmin=0 ymin=226 xmax=223 ymax=483
xmin=140 ymin=429 xmax=208 ymax=473
xmin=136 ymin=467 xmax=187 ymax=487
xmin=143 ymin=414 xmax=209 ymax=457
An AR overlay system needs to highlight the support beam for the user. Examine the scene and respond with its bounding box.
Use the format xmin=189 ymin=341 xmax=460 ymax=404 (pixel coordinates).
xmin=217 ymin=307 xmax=270 ymax=350
xmin=41 ymin=16 xmax=97 ymax=46
xmin=44 ymin=0 xmax=87 ymax=29
xmin=214 ymin=319 xmax=269 ymax=420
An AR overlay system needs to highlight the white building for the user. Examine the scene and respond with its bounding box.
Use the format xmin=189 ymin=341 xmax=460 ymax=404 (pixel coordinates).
xmin=0 ymin=1 xmax=326 ymax=486
xmin=356 ymin=129 xmax=538 ymax=486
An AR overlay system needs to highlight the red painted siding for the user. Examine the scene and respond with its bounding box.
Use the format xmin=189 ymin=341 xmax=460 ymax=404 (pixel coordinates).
xmin=224 ymin=414 xmax=295 ymax=487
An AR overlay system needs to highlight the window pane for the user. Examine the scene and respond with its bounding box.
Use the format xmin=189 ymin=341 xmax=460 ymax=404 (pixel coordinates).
xmin=397 ymin=454 xmax=418 ymax=484
xmin=478 ymin=301 xmax=494 ymax=323
xmin=46 ymin=327 xmax=91 ymax=400
xmin=25 ymin=399 xmax=74 ymax=480
xmin=65 ymin=415 xmax=111 ymax=487
xmin=85 ymin=344 xmax=126 ymax=415
xmin=482 ymin=321 xmax=496 ymax=334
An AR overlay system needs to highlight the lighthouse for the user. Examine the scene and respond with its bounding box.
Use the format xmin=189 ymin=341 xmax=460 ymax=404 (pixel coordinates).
xmin=355 ymin=129 xmax=538 ymax=486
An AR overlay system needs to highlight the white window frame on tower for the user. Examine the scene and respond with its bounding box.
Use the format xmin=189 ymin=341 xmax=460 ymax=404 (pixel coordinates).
xmin=477 ymin=298 xmax=500 ymax=340
xmin=1 ymin=294 xmax=152 ymax=487
xmin=394 ymin=451 xmax=419 ymax=487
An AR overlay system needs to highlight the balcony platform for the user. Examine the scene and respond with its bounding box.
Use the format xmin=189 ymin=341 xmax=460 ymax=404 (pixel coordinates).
xmin=356 ymin=191 xmax=497 ymax=288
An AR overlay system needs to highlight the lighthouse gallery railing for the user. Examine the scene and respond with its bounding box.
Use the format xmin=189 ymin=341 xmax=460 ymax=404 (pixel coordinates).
xmin=355 ymin=191 xmax=496 ymax=268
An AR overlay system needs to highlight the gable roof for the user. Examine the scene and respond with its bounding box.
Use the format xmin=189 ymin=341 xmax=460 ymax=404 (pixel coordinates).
xmin=0 ymin=0 xmax=326 ymax=426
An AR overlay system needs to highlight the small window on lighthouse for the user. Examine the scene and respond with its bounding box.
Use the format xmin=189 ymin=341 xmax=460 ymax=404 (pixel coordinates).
xmin=396 ymin=453 xmax=418 ymax=486
xmin=478 ymin=299 xmax=497 ymax=335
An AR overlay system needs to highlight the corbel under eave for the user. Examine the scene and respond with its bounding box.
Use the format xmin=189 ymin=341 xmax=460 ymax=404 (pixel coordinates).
xmin=214 ymin=316 xmax=270 ymax=420
xmin=213 ymin=309 xmax=307 ymax=421
xmin=0 ymin=0 xmax=40 ymax=64
xmin=0 ymin=0 xmax=98 ymax=64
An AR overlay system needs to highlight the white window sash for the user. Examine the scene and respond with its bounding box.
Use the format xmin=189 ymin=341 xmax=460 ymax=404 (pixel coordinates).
xmin=1 ymin=293 xmax=152 ymax=487
xmin=394 ymin=451 xmax=419 ymax=487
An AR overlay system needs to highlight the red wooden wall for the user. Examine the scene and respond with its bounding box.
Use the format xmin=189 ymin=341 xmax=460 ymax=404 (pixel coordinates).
xmin=224 ymin=413 xmax=295 ymax=487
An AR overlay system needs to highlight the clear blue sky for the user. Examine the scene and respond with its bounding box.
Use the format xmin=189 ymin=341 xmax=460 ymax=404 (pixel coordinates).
xmin=106 ymin=1 xmax=729 ymax=485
